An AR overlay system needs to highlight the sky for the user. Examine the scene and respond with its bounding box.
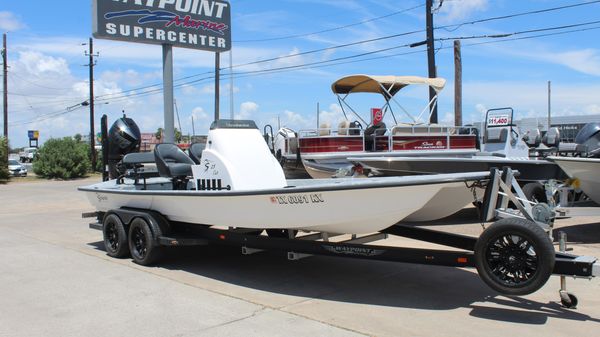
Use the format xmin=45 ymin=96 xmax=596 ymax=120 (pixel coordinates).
xmin=1 ymin=0 xmax=600 ymax=147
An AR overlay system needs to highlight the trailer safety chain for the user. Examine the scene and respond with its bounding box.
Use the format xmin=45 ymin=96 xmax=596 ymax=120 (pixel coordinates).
xmin=465 ymin=180 xmax=487 ymax=231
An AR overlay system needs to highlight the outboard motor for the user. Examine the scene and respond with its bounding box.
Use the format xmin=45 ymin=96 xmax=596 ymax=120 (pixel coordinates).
xmin=107 ymin=116 xmax=141 ymax=178
xmin=575 ymin=122 xmax=600 ymax=157
xmin=542 ymin=127 xmax=560 ymax=148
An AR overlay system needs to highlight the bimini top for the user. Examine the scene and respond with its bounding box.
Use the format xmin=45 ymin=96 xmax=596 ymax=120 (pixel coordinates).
xmin=331 ymin=75 xmax=447 ymax=97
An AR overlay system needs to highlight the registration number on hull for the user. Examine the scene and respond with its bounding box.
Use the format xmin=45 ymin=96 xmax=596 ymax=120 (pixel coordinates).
xmin=270 ymin=194 xmax=325 ymax=205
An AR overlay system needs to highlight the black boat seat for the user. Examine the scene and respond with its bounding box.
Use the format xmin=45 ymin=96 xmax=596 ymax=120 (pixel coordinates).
xmin=188 ymin=142 xmax=206 ymax=164
xmin=117 ymin=152 xmax=159 ymax=186
xmin=154 ymin=143 xmax=194 ymax=179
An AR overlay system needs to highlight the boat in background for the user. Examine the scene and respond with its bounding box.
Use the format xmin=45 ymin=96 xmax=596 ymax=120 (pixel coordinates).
xmin=355 ymin=108 xmax=566 ymax=183
xmin=272 ymin=75 xmax=480 ymax=179
xmin=549 ymin=157 xmax=600 ymax=205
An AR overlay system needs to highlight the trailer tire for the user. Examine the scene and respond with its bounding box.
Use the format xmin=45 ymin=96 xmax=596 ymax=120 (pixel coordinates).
xmin=128 ymin=218 xmax=161 ymax=266
xmin=522 ymin=182 xmax=547 ymax=203
xmin=475 ymin=218 xmax=555 ymax=296
xmin=102 ymin=214 xmax=129 ymax=258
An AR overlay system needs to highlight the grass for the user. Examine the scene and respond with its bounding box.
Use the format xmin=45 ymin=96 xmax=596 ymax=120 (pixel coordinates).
xmin=2 ymin=172 xmax=103 ymax=184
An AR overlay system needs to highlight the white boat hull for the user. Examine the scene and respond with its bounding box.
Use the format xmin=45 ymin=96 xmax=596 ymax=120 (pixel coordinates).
xmin=549 ymin=157 xmax=600 ymax=205
xmin=80 ymin=173 xmax=489 ymax=234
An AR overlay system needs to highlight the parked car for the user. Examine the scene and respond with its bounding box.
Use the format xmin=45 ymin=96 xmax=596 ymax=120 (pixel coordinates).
xmin=8 ymin=159 xmax=28 ymax=177
xmin=19 ymin=147 xmax=37 ymax=163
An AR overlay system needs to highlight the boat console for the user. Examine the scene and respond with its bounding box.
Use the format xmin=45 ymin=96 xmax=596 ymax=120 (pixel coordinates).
xmin=191 ymin=119 xmax=287 ymax=192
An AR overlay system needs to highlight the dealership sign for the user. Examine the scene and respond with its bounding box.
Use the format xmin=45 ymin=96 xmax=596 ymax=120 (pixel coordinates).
xmin=28 ymin=130 xmax=40 ymax=140
xmin=92 ymin=0 xmax=231 ymax=52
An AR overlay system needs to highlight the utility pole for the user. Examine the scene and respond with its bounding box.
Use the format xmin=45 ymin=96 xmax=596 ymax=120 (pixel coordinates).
xmin=547 ymin=81 xmax=552 ymax=130
xmin=85 ymin=38 xmax=98 ymax=170
xmin=215 ymin=52 xmax=220 ymax=121
xmin=2 ymin=33 xmax=8 ymax=143
xmin=229 ymin=50 xmax=234 ymax=119
xmin=426 ymin=0 xmax=438 ymax=123
xmin=454 ymin=40 xmax=462 ymax=126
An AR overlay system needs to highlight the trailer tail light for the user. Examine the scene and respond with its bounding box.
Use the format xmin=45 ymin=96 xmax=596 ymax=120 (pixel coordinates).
xmin=457 ymin=257 xmax=468 ymax=264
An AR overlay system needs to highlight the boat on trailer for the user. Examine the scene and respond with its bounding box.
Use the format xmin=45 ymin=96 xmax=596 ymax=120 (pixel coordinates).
xmin=79 ymin=122 xmax=600 ymax=304
xmin=80 ymin=120 xmax=489 ymax=234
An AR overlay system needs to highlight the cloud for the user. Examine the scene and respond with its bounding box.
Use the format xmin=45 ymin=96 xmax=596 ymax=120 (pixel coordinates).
xmin=0 ymin=11 xmax=26 ymax=31
xmin=538 ymin=49 xmax=600 ymax=77
xmin=15 ymin=51 xmax=71 ymax=77
xmin=191 ymin=107 xmax=209 ymax=120
xmin=457 ymin=81 xmax=600 ymax=124
xmin=235 ymin=101 xmax=259 ymax=120
xmin=318 ymin=103 xmax=344 ymax=126
xmin=436 ymin=0 xmax=488 ymax=23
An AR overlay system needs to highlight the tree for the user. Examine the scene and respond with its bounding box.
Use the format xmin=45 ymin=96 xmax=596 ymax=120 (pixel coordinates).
xmin=0 ymin=137 xmax=8 ymax=181
xmin=156 ymin=128 xmax=182 ymax=143
xmin=175 ymin=128 xmax=182 ymax=143
xmin=74 ymin=133 xmax=83 ymax=142
xmin=33 ymin=137 xmax=91 ymax=179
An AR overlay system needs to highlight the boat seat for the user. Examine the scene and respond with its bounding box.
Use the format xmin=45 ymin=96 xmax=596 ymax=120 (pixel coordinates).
xmin=364 ymin=122 xmax=387 ymax=151
xmin=484 ymin=128 xmax=508 ymax=143
xmin=188 ymin=142 xmax=206 ymax=164
xmin=154 ymin=143 xmax=194 ymax=189
xmin=116 ymin=152 xmax=159 ymax=187
xmin=348 ymin=121 xmax=362 ymax=136
xmin=319 ymin=123 xmax=331 ymax=136
xmin=338 ymin=120 xmax=351 ymax=135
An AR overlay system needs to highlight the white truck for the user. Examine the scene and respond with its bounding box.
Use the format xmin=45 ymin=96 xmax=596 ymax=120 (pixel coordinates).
xmin=19 ymin=147 xmax=37 ymax=163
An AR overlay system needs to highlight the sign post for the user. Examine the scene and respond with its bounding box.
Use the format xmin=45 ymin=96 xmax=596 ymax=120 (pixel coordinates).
xmin=92 ymin=0 xmax=232 ymax=142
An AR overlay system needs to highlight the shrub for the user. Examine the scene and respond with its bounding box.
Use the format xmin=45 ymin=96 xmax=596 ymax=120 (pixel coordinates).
xmin=33 ymin=137 xmax=91 ymax=179
xmin=0 ymin=137 xmax=8 ymax=181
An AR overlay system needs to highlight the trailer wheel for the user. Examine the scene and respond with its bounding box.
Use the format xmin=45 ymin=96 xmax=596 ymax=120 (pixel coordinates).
xmin=266 ymin=229 xmax=298 ymax=238
xmin=474 ymin=218 xmax=555 ymax=295
xmin=128 ymin=218 xmax=161 ymax=266
xmin=102 ymin=214 xmax=129 ymax=258
xmin=522 ymin=182 xmax=547 ymax=203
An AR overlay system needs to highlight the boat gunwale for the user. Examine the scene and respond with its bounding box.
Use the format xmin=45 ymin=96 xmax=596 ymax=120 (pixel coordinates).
xmin=78 ymin=172 xmax=490 ymax=197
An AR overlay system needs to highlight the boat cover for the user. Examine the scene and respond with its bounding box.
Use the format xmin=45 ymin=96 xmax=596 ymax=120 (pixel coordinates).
xmin=331 ymin=75 xmax=446 ymax=96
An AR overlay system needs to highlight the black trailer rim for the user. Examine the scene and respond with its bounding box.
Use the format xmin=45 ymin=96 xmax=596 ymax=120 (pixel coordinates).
xmin=106 ymin=222 xmax=120 ymax=251
xmin=485 ymin=233 xmax=539 ymax=287
xmin=132 ymin=227 xmax=147 ymax=258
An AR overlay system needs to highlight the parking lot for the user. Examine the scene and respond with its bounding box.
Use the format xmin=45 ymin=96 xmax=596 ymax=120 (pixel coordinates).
xmin=1 ymin=177 xmax=599 ymax=337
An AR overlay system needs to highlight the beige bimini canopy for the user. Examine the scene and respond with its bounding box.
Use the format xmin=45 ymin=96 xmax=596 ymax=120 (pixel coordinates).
xmin=331 ymin=75 xmax=446 ymax=97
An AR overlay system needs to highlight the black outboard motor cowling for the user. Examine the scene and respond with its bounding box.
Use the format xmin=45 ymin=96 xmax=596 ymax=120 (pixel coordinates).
xmin=107 ymin=117 xmax=141 ymax=178
xmin=575 ymin=122 xmax=600 ymax=158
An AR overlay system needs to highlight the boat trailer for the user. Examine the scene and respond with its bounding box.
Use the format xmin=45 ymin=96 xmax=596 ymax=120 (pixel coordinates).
xmin=83 ymin=168 xmax=599 ymax=309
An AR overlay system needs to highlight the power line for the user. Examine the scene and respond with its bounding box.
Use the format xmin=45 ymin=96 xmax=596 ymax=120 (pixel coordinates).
xmin=13 ymin=22 xmax=600 ymax=126
xmin=437 ymin=19 xmax=600 ymax=42
xmin=234 ymin=4 xmax=425 ymax=43
xmin=438 ymin=0 xmax=600 ymax=31
xmin=97 ymin=18 xmax=600 ymax=103
xmin=9 ymin=72 xmax=74 ymax=91
xmin=97 ymin=1 xmax=600 ymax=101
xmin=14 ymin=4 xmax=600 ymax=124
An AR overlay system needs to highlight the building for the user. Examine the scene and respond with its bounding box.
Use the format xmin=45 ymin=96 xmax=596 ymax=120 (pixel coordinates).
xmin=516 ymin=114 xmax=600 ymax=142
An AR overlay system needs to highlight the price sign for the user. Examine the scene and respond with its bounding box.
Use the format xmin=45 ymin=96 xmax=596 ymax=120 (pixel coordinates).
xmin=487 ymin=114 xmax=510 ymax=127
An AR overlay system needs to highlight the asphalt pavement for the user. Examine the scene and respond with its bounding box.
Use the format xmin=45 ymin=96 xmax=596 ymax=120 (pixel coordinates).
xmin=1 ymin=177 xmax=599 ymax=337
